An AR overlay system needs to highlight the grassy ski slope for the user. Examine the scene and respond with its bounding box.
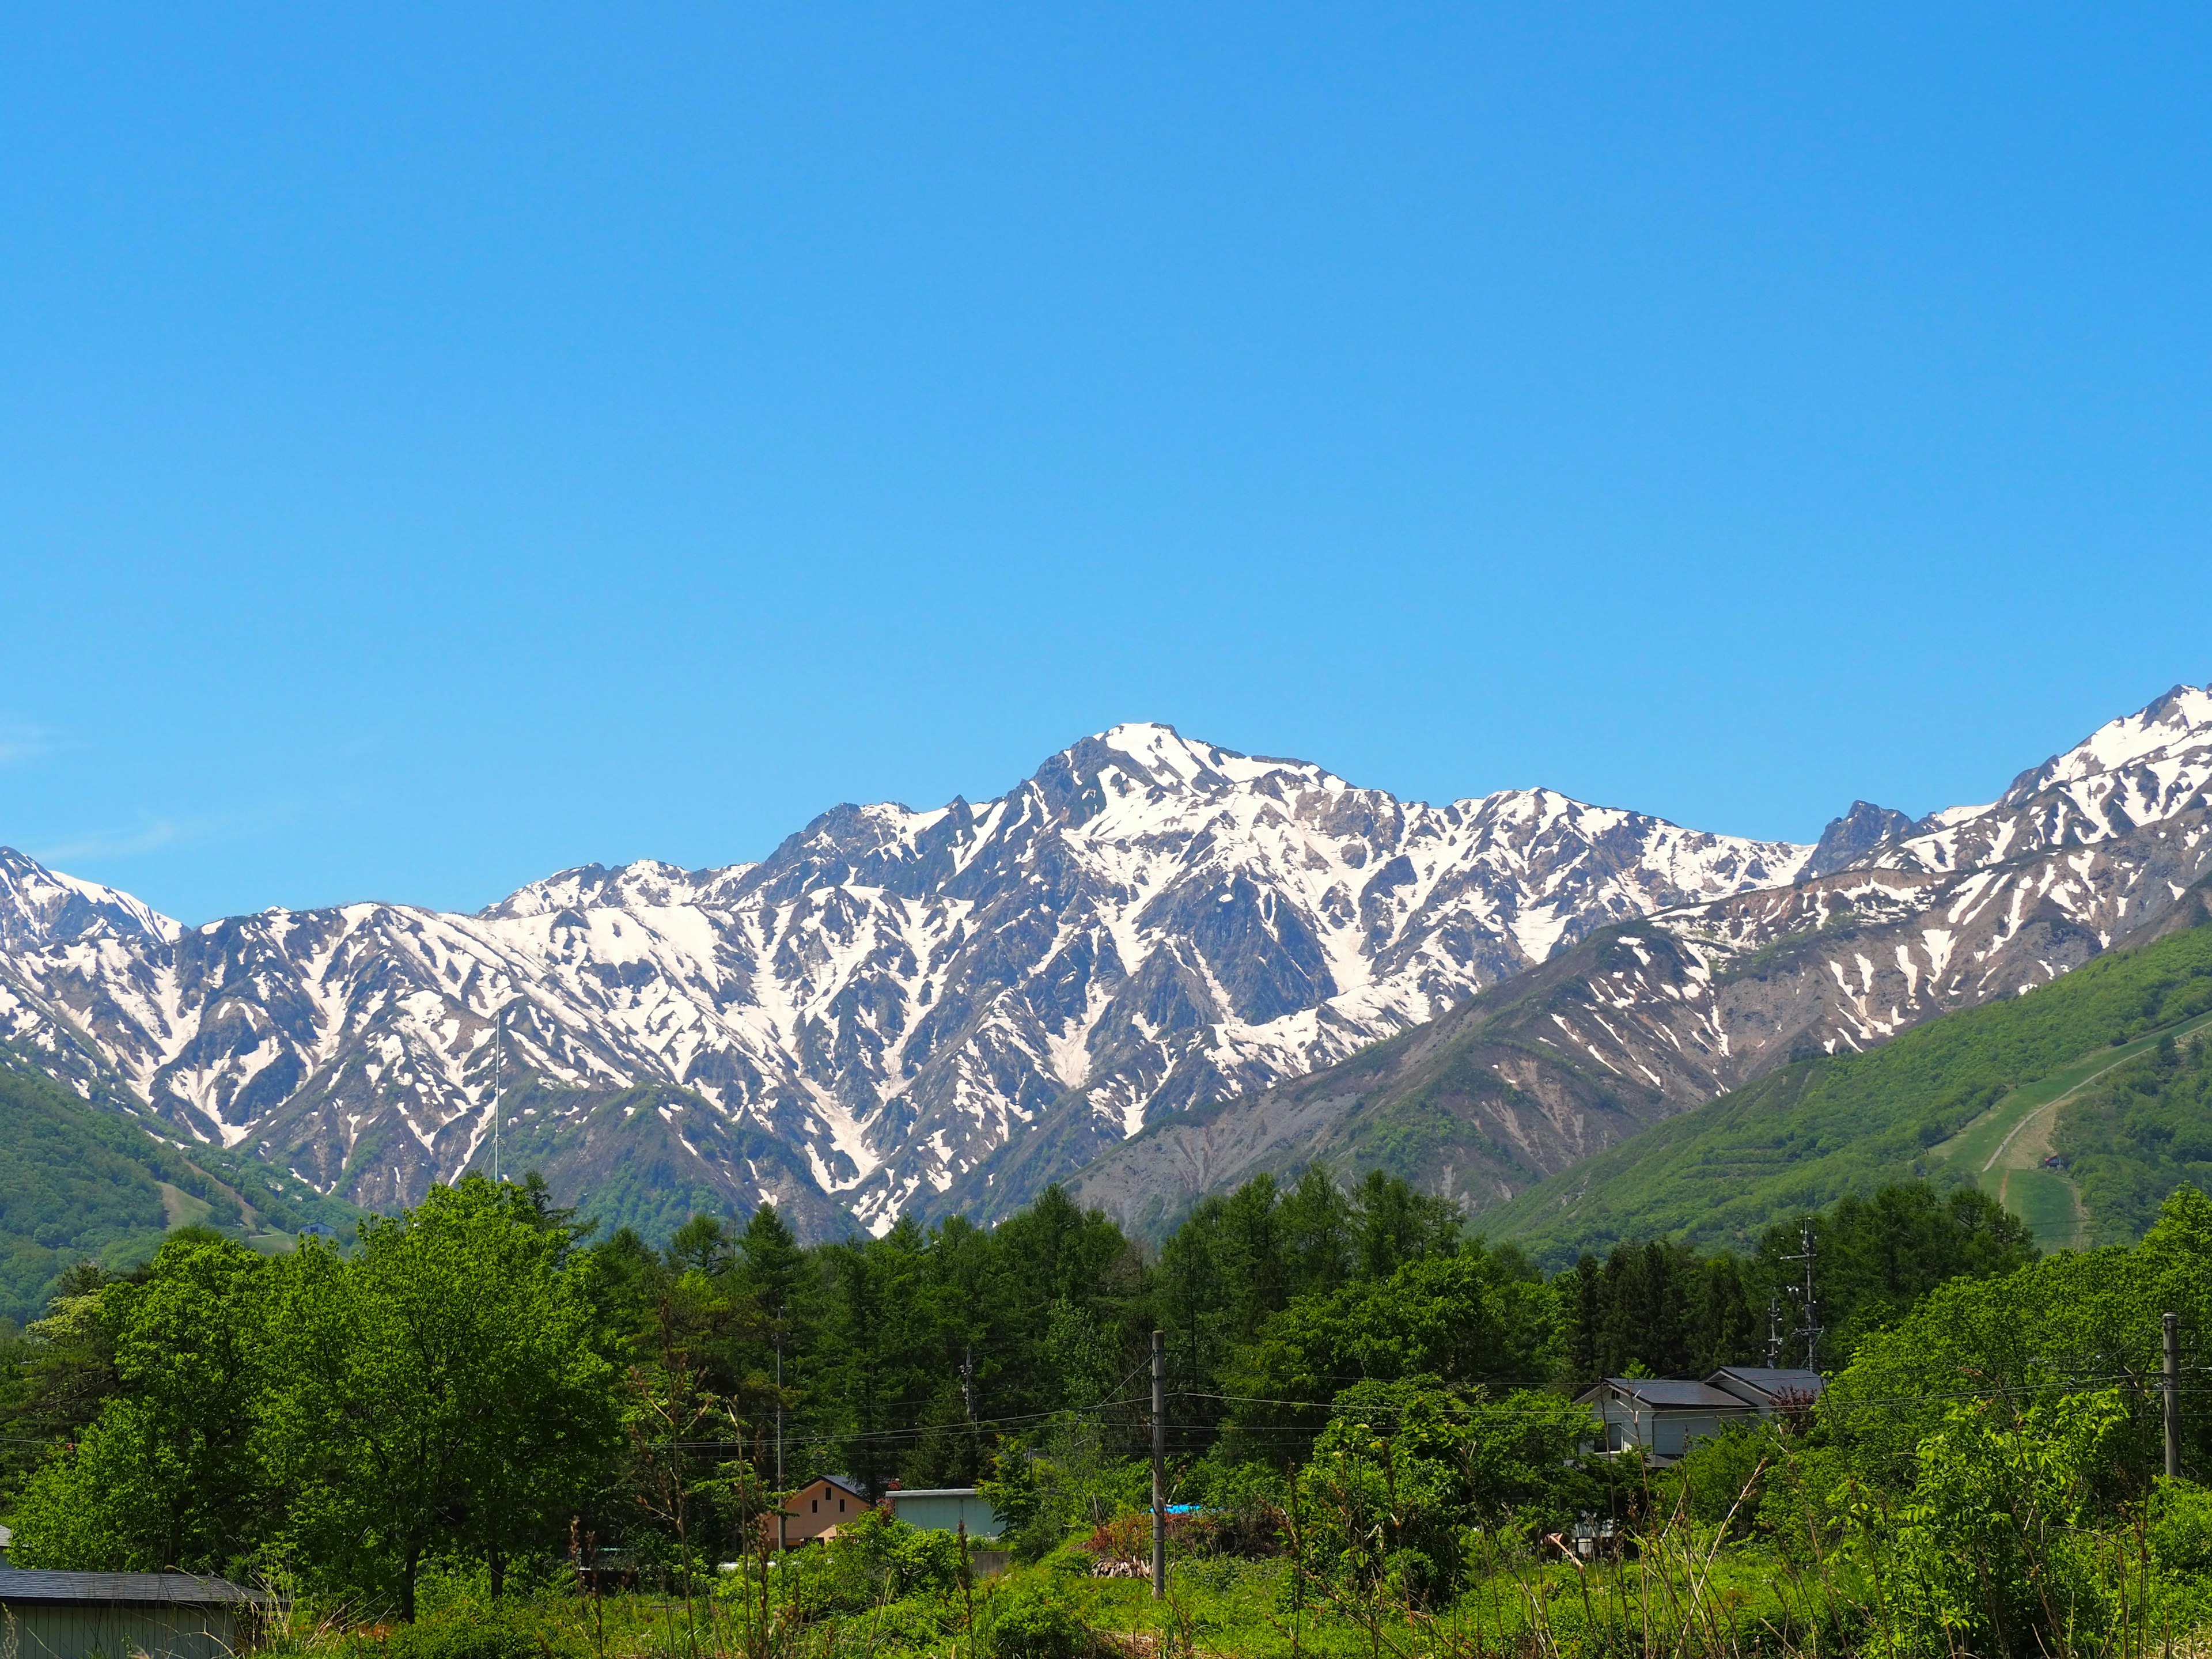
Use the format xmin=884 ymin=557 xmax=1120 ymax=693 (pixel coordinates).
xmin=1485 ymin=912 xmax=2212 ymax=1264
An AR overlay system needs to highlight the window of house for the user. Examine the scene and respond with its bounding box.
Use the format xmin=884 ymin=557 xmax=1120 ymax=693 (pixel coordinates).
xmin=811 ymin=1499 xmax=818 ymax=1513
xmin=839 ymin=1499 xmax=846 ymax=1512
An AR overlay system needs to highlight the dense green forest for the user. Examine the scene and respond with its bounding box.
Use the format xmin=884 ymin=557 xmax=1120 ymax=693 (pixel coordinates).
xmin=9 ymin=1154 xmax=2183 ymax=1656
xmin=0 ymin=1050 xmax=354 ymax=1320
xmin=2058 ymin=1024 xmax=2212 ymax=1244
xmin=1486 ymin=916 xmax=2212 ymax=1262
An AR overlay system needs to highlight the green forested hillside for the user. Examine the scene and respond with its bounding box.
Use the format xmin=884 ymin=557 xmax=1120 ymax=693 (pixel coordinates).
xmin=0 ymin=1049 xmax=355 ymax=1322
xmin=1486 ymin=914 xmax=2212 ymax=1263
xmin=2057 ymin=1024 xmax=2212 ymax=1244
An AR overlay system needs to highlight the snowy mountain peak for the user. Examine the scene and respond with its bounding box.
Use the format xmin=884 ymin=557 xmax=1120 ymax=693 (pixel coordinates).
xmin=0 ymin=725 xmax=1823 ymax=1237
xmin=2011 ymin=683 xmax=2212 ymax=797
xmin=0 ymin=847 xmax=180 ymax=951
xmin=1854 ymin=684 xmax=2212 ymax=880
xmin=1044 ymin=725 xmax=1342 ymax=803
xmin=482 ymin=858 xmax=748 ymax=919
xmin=1085 ymin=722 xmax=1340 ymax=792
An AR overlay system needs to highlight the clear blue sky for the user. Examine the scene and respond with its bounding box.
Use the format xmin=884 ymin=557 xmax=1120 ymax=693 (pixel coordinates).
xmin=5 ymin=5 xmax=2210 ymax=923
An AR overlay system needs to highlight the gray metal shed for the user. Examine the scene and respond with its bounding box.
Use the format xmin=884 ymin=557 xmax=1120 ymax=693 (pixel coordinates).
xmin=0 ymin=1569 xmax=268 ymax=1659
xmin=884 ymin=1487 xmax=1001 ymax=1538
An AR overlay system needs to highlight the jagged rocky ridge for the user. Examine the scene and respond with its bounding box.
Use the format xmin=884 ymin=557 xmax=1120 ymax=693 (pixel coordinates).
xmin=1063 ymin=687 xmax=2212 ymax=1234
xmin=0 ymin=725 xmax=1816 ymax=1237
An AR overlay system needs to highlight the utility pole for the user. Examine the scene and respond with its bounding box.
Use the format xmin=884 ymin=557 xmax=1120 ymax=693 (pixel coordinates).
xmin=963 ymin=1341 xmax=980 ymax=1478
xmin=1151 ymin=1328 xmax=1166 ymax=1600
xmin=2166 ymin=1312 xmax=2182 ymax=1481
xmin=1765 ymin=1293 xmax=1783 ymax=1369
xmin=493 ymin=1007 xmax=504 ymax=1184
xmin=1782 ymin=1222 xmax=1821 ymax=1371
xmin=776 ymin=1332 xmax=787 ymax=1553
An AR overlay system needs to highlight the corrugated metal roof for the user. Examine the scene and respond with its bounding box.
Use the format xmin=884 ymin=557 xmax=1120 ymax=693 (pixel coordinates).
xmin=0 ymin=1570 xmax=266 ymax=1605
xmin=887 ymin=1488 xmax=980 ymax=1501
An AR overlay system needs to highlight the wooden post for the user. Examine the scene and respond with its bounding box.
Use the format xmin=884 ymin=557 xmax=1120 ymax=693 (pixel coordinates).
xmin=1152 ymin=1328 xmax=1166 ymax=1600
xmin=2166 ymin=1311 xmax=2182 ymax=1481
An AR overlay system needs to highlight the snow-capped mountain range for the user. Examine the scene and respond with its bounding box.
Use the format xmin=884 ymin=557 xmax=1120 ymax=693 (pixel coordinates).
xmin=4 ymin=691 xmax=2209 ymax=1239
xmin=1066 ymin=685 xmax=2212 ymax=1228
xmin=0 ymin=723 xmax=1816 ymax=1234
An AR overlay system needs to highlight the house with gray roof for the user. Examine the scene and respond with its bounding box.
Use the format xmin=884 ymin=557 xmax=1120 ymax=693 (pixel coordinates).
xmin=1575 ymin=1369 xmax=1825 ymax=1463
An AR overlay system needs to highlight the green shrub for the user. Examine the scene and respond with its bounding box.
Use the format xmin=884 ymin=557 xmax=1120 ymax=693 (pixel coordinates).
xmin=984 ymin=1578 xmax=1094 ymax=1659
xmin=364 ymin=1603 xmax=574 ymax=1659
xmin=2150 ymin=1477 xmax=2212 ymax=1577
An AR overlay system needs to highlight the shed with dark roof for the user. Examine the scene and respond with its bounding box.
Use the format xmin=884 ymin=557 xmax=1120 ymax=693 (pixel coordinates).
xmin=1574 ymin=1377 xmax=1762 ymax=1462
xmin=0 ymin=1569 xmax=269 ymax=1659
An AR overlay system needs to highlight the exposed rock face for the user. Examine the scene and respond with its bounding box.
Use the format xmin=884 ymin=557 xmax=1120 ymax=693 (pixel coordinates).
xmin=0 ymin=726 xmax=1813 ymax=1236
xmin=1063 ymin=688 xmax=2212 ymax=1234
xmin=1801 ymin=801 xmax=1916 ymax=878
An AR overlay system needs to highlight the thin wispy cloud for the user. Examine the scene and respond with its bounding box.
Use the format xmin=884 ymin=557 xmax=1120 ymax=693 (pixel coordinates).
xmin=0 ymin=719 xmax=61 ymax=767
xmin=31 ymin=817 xmax=189 ymax=864
xmin=30 ymin=800 xmax=303 ymax=872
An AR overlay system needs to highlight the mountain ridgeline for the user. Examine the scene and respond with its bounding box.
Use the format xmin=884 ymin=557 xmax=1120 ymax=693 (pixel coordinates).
xmin=2 ymin=687 xmax=2211 ymax=1248
xmin=1068 ymin=688 xmax=2212 ymax=1240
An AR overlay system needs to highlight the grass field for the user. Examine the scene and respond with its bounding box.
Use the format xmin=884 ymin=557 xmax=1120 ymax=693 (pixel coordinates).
xmin=1931 ymin=1006 xmax=2212 ymax=1250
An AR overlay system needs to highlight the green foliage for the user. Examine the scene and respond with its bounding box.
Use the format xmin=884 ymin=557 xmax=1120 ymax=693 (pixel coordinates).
xmin=12 ymin=1175 xmax=619 ymax=1618
xmin=1845 ymin=1390 xmax=2130 ymax=1657
xmin=796 ymin=1191 xmax=1143 ymax=1495
xmin=833 ymin=1509 xmax=967 ymax=1599
xmin=0 ymin=1060 xmax=221 ymax=1321
xmin=2150 ymin=1477 xmax=2212 ymax=1578
xmin=12 ymin=1231 xmax=272 ymax=1574
xmin=0 ymin=1051 xmax=359 ymax=1325
xmin=1156 ymin=1168 xmax=1465 ymax=1445
xmin=1662 ymin=1418 xmax=1782 ymax=1531
xmin=2059 ymin=1025 xmax=2212 ymax=1243
xmin=1295 ymin=1377 xmax=1479 ymax=1604
xmin=983 ymin=1574 xmax=1100 ymax=1659
xmin=267 ymin=1176 xmax=620 ymax=1618
xmin=1823 ymin=1186 xmax=2212 ymax=1491
xmin=1566 ymin=1183 xmax=2039 ymax=1386
xmin=362 ymin=1599 xmax=579 ymax=1659
xmin=1490 ymin=920 xmax=2212 ymax=1262
xmin=18 ymin=1115 xmax=2212 ymax=1656
xmin=1282 ymin=1376 xmax=1608 ymax=1607
xmin=1225 ymin=1244 xmax=1557 ymax=1457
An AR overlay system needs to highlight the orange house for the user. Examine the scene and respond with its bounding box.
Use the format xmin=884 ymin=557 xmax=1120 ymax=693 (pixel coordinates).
xmin=770 ymin=1475 xmax=872 ymax=1547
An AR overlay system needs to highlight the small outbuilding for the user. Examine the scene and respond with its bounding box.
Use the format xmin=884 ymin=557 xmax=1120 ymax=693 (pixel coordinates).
xmin=1577 ymin=1368 xmax=1828 ymax=1464
xmin=1577 ymin=1377 xmax=1762 ymax=1463
xmin=0 ymin=1569 xmax=269 ymax=1659
xmin=884 ymin=1487 xmax=1001 ymax=1539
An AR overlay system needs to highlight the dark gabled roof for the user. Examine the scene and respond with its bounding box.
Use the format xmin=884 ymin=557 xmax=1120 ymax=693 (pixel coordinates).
xmin=1708 ymin=1367 xmax=1825 ymax=1403
xmin=0 ymin=1570 xmax=268 ymax=1606
xmin=1577 ymin=1377 xmax=1758 ymax=1410
xmin=806 ymin=1474 xmax=870 ymax=1499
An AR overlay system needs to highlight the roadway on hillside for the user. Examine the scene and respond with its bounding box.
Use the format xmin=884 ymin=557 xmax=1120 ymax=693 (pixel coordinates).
xmin=1934 ymin=1007 xmax=2212 ymax=1251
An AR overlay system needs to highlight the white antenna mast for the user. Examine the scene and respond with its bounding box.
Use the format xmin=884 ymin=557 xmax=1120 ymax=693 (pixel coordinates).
xmin=493 ymin=1006 xmax=504 ymax=1185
